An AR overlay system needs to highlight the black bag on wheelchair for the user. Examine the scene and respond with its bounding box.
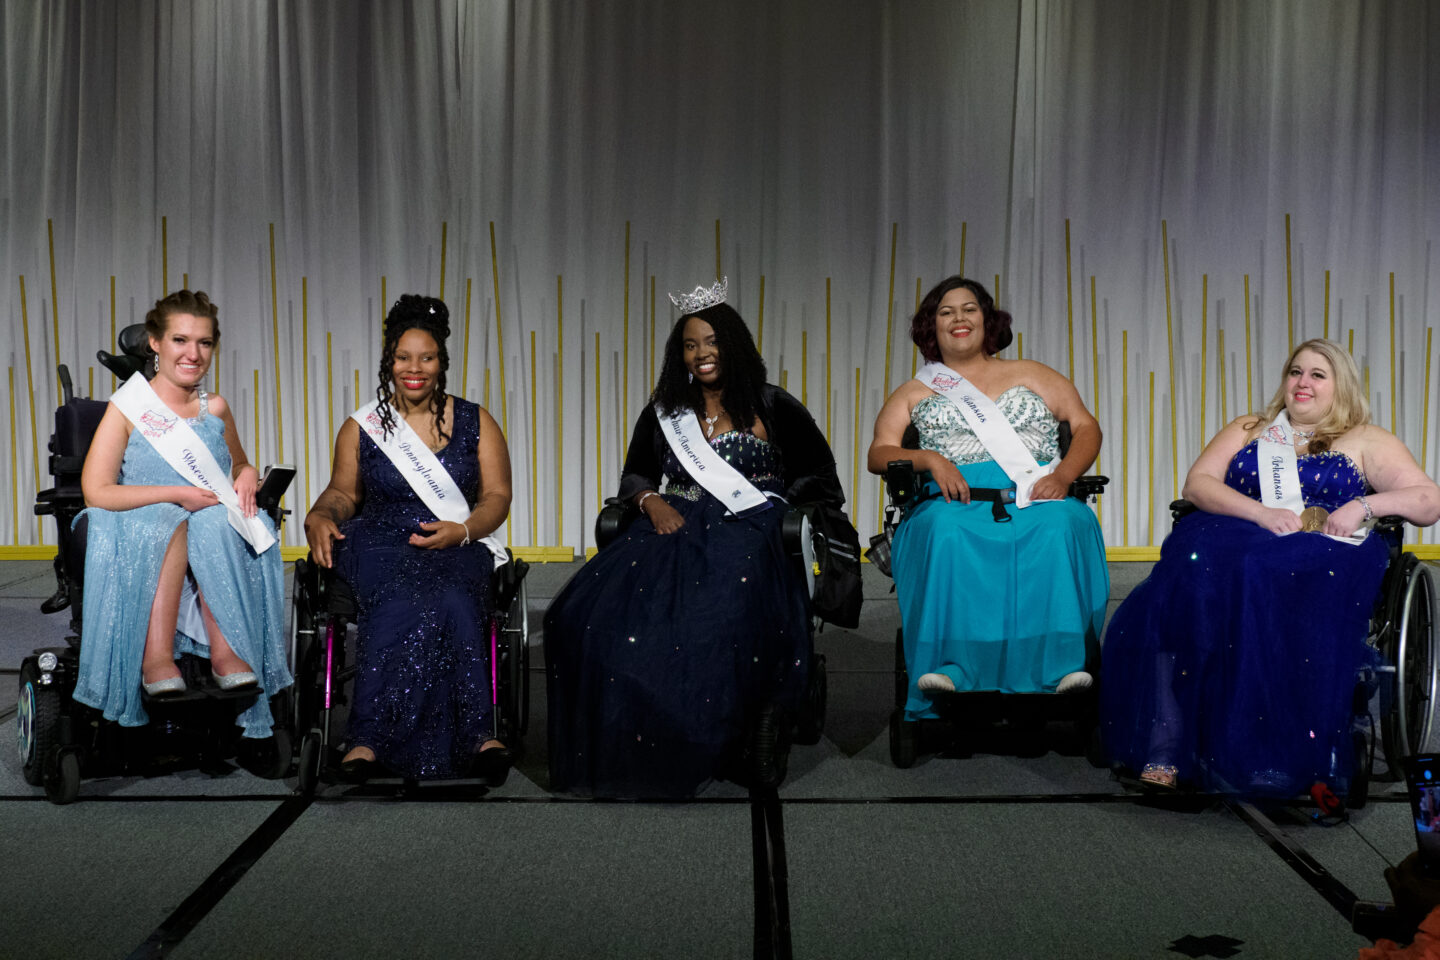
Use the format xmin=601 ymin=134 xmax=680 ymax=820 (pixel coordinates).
xmin=800 ymin=504 xmax=862 ymax=628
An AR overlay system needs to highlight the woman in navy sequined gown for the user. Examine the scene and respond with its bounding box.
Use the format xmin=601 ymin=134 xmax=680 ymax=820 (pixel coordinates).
xmin=545 ymin=292 xmax=843 ymax=797
xmin=77 ymin=290 xmax=290 ymax=736
xmin=304 ymin=296 xmax=513 ymax=781
xmin=1101 ymin=339 xmax=1440 ymax=795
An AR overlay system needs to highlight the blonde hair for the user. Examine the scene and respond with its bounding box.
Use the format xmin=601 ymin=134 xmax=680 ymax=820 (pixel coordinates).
xmin=1246 ymin=338 xmax=1369 ymax=453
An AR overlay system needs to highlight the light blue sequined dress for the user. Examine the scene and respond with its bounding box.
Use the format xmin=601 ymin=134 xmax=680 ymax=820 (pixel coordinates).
xmin=891 ymin=389 xmax=1109 ymax=715
xmin=73 ymin=396 xmax=291 ymax=736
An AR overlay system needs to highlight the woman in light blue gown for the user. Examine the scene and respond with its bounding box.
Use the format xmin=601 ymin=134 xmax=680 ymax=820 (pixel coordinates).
xmin=868 ymin=277 xmax=1108 ymax=719
xmin=74 ymin=290 xmax=291 ymax=737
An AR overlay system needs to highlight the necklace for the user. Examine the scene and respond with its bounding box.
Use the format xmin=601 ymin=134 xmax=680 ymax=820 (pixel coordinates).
xmin=1293 ymin=426 xmax=1316 ymax=443
xmin=702 ymin=413 xmax=720 ymax=437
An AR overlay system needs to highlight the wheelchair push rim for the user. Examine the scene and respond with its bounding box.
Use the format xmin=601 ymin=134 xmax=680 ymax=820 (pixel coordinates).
xmin=1395 ymin=561 xmax=1439 ymax=759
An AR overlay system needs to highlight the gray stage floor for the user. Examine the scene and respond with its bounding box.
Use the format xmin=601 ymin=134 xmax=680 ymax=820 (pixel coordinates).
xmin=0 ymin=559 xmax=1421 ymax=958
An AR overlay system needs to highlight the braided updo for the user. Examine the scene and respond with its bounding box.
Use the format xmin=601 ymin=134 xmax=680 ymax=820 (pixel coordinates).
xmin=376 ymin=294 xmax=451 ymax=442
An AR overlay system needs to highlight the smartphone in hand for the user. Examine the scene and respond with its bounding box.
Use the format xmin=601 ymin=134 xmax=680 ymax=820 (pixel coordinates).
xmin=1404 ymin=755 xmax=1440 ymax=871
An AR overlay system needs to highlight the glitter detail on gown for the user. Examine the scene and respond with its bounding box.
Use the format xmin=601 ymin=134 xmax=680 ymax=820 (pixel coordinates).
xmin=890 ymin=389 xmax=1109 ymax=714
xmin=544 ymin=430 xmax=810 ymax=798
xmin=73 ymin=397 xmax=291 ymax=737
xmin=334 ymin=398 xmax=495 ymax=780
xmin=1100 ymin=440 xmax=1389 ymax=795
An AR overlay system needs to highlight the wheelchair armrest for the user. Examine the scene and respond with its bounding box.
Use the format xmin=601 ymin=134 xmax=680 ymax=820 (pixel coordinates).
xmin=1374 ymin=515 xmax=1406 ymax=540
xmin=492 ymin=549 xmax=530 ymax=611
xmin=594 ymin=497 xmax=638 ymax=550
xmin=1069 ymin=475 xmax=1109 ymax=501
xmin=884 ymin=460 xmax=929 ymax=510
xmin=1170 ymin=499 xmax=1198 ymax=522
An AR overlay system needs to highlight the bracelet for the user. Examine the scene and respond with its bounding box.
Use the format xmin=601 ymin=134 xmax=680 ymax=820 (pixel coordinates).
xmin=1357 ymin=495 xmax=1374 ymax=522
xmin=459 ymin=519 xmax=473 ymax=546
xmin=637 ymin=491 xmax=658 ymax=513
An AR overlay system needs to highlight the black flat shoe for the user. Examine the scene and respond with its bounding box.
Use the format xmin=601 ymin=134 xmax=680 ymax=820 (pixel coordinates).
xmin=471 ymin=746 xmax=514 ymax=787
xmin=339 ymin=757 xmax=380 ymax=783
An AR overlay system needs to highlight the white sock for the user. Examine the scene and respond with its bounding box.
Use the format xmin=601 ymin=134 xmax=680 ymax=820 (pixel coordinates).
xmin=1056 ymin=671 xmax=1093 ymax=694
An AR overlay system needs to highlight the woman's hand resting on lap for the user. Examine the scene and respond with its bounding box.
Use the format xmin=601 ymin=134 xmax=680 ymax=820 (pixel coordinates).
xmin=644 ymin=498 xmax=685 ymax=534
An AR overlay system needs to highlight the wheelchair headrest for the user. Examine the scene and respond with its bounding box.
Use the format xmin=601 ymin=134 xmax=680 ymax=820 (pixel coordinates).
xmin=97 ymin=324 xmax=152 ymax=381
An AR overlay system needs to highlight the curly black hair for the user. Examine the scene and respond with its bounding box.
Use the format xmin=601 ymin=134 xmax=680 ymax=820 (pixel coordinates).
xmin=911 ymin=276 xmax=1013 ymax=361
xmin=650 ymin=301 xmax=767 ymax=432
xmin=376 ymin=294 xmax=451 ymax=443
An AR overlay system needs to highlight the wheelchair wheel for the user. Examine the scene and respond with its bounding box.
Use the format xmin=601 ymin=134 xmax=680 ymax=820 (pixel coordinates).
xmin=748 ymin=702 xmax=792 ymax=788
xmin=45 ymin=750 xmax=81 ymax=805
xmin=1349 ymin=729 xmax=1371 ymax=810
xmin=17 ymin=660 xmax=62 ymax=788
xmin=238 ymin=727 xmax=292 ymax=780
xmin=297 ymin=730 xmax=323 ymax=797
xmin=1381 ymin=557 xmax=1438 ymax=765
xmin=889 ymin=708 xmax=918 ymax=768
xmin=793 ymin=653 xmax=827 ymax=746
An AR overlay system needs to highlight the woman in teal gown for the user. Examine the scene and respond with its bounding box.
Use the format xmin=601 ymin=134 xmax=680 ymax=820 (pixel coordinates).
xmin=868 ymin=277 xmax=1108 ymax=719
xmin=74 ymin=290 xmax=290 ymax=737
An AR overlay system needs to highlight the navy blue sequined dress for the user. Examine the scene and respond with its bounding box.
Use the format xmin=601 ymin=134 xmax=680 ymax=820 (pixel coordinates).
xmin=333 ymin=399 xmax=495 ymax=779
xmin=1100 ymin=440 xmax=1389 ymax=795
xmin=545 ymin=428 xmax=813 ymax=798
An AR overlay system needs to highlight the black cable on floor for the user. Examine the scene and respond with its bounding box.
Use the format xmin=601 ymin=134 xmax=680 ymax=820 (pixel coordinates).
xmin=124 ymin=794 xmax=312 ymax=959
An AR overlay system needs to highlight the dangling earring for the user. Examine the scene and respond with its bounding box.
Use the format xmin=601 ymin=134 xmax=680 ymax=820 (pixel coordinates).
xmin=688 ymin=371 xmax=694 ymax=384
xmin=149 ymin=353 xmax=158 ymax=376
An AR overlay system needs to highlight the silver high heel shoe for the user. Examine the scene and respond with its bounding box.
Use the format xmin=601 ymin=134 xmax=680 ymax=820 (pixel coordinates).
xmin=142 ymin=675 xmax=187 ymax=697
xmin=213 ymin=669 xmax=258 ymax=691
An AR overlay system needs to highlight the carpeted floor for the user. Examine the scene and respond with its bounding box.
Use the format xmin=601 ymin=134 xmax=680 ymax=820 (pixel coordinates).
xmin=0 ymin=559 xmax=1423 ymax=959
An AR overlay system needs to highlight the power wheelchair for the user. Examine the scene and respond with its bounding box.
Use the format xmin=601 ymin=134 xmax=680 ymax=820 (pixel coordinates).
xmin=1157 ymin=498 xmax=1438 ymax=808
xmin=18 ymin=327 xmax=296 ymax=804
xmin=878 ymin=421 xmax=1110 ymax=768
xmin=589 ymin=494 xmax=842 ymax=789
xmin=287 ymin=548 xmax=531 ymax=794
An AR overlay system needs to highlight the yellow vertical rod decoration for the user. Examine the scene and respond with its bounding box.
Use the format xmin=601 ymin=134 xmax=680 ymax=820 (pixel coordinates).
xmin=301 ymin=278 xmax=312 ymax=507
xmin=326 ymin=331 xmax=334 ymax=465
xmin=1018 ymin=332 xmax=1024 ymax=360
xmin=715 ymin=219 xmax=722 ymax=278
xmin=484 ymin=369 xmax=490 ymax=410
xmin=1420 ymin=327 xmax=1433 ymax=544
xmin=88 ymin=366 xmax=93 ymax=397
xmin=1219 ymin=328 xmax=1228 ymax=426
xmin=1284 ymin=214 xmax=1294 ymax=352
xmin=994 ymin=274 xmax=1000 ymax=305
xmin=1064 ymin=219 xmax=1074 ymax=380
xmin=1389 ymin=272 xmax=1396 ymax=433
xmin=623 ymin=222 xmax=630 ymax=433
xmin=1121 ymin=330 xmax=1130 ymax=545
xmin=9 ymin=368 xmax=17 ymax=543
xmin=530 ymin=329 xmax=538 ymax=547
xmin=1323 ymin=270 xmax=1331 ymax=340
xmin=182 ymin=273 xmax=188 ymax=290
xmin=594 ymin=332 xmax=602 ymax=515
xmin=1349 ymin=329 xmax=1355 ymax=355
xmin=852 ymin=367 xmax=861 ymax=527
xmin=1148 ymin=371 xmax=1156 ymax=546
xmin=801 ymin=330 xmax=808 ymax=406
xmin=110 ymin=276 xmax=117 ymax=392
xmin=756 ymin=275 xmax=766 ymax=355
xmin=355 ymin=371 xmax=361 ymax=415
xmin=489 ymin=222 xmax=508 ymax=434
xmin=959 ymin=222 xmax=967 ymax=277
xmin=48 ymin=219 xmax=62 ymax=404
xmin=161 ymin=215 xmax=169 ymax=294
xmin=1090 ymin=276 xmax=1102 ymax=524
xmin=269 ymin=224 xmax=284 ymax=462
xmin=439 ymin=221 xmax=447 ymax=301
xmin=824 ymin=278 xmax=832 ymax=443
xmin=780 ymin=370 xmax=788 ymax=390
xmin=1161 ymin=219 xmax=1176 ymax=498
xmin=462 ymin=278 xmax=473 ymax=396
xmin=1200 ymin=273 xmax=1208 ymax=445
xmin=1244 ymin=274 xmax=1253 ymax=412
xmin=912 ymin=278 xmax=921 ymax=376
xmin=557 ymin=275 xmax=564 ymax=546
xmin=18 ymin=276 xmax=42 ymax=543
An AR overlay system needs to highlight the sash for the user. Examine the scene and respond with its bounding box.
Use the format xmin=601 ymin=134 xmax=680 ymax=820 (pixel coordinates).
xmin=915 ymin=362 xmax=1057 ymax=508
xmin=655 ymin=405 xmax=772 ymax=516
xmin=111 ymin=373 xmax=275 ymax=553
xmin=1255 ymin=409 xmax=1366 ymax=544
xmin=350 ymin=400 xmax=507 ymax=565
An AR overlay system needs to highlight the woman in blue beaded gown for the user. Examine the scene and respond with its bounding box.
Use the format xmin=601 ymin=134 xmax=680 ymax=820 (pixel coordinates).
xmin=545 ymin=283 xmax=843 ymax=797
xmin=77 ymin=290 xmax=291 ymax=737
xmin=304 ymin=296 xmax=513 ymax=782
xmin=1101 ymin=338 xmax=1440 ymax=794
xmin=867 ymin=277 xmax=1109 ymax=717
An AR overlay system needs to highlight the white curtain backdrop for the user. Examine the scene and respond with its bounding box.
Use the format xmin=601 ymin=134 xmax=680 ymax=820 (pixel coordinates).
xmin=3 ymin=0 xmax=1437 ymax=552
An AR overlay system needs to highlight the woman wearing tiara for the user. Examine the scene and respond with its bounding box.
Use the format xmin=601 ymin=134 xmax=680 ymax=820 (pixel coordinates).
xmin=867 ymin=276 xmax=1108 ymax=717
xmin=77 ymin=289 xmax=290 ymax=736
xmin=1101 ymin=338 xmax=1440 ymax=794
xmin=544 ymin=278 xmax=843 ymax=798
xmin=304 ymin=295 xmax=514 ymax=782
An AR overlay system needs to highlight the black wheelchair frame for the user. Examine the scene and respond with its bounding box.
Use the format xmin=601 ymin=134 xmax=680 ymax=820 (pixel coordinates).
xmin=18 ymin=329 xmax=296 ymax=804
xmin=589 ymin=494 xmax=836 ymax=789
xmin=287 ymin=549 xmax=532 ymax=794
xmin=880 ymin=421 xmax=1111 ymax=769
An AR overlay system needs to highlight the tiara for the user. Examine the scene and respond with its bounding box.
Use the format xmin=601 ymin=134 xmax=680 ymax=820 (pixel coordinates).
xmin=668 ymin=277 xmax=728 ymax=314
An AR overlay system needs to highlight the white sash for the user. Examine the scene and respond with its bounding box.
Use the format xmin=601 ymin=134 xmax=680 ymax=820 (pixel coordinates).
xmin=111 ymin=373 xmax=275 ymax=553
xmin=915 ymin=362 xmax=1057 ymax=508
xmin=1255 ymin=409 xmax=1366 ymax=544
xmin=350 ymin=400 xmax=507 ymax=565
xmin=655 ymin=405 xmax=772 ymax=516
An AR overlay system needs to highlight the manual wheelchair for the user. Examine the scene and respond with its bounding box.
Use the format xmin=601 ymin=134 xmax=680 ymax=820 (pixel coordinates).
xmin=879 ymin=421 xmax=1110 ymax=768
xmin=18 ymin=329 xmax=295 ymax=804
xmin=287 ymin=549 xmax=531 ymax=794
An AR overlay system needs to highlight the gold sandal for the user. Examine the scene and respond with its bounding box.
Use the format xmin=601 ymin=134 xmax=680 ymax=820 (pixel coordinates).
xmin=1139 ymin=763 xmax=1179 ymax=789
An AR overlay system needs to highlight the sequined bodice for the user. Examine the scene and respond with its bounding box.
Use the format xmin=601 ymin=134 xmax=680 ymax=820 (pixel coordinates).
xmin=662 ymin=430 xmax=784 ymax=501
xmin=117 ymin=394 xmax=228 ymax=485
xmin=356 ymin=399 xmax=482 ymax=529
xmin=910 ymin=387 xmax=1059 ymax=467
xmin=1224 ymin=440 xmax=1368 ymax=510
